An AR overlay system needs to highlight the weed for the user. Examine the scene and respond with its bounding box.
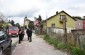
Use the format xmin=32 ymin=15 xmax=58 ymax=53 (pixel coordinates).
xmin=44 ymin=34 xmax=85 ymax=55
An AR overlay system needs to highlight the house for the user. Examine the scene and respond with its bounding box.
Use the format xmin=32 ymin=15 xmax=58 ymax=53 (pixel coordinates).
xmin=24 ymin=16 xmax=30 ymax=29
xmin=76 ymin=18 xmax=85 ymax=29
xmin=43 ymin=11 xmax=76 ymax=33
xmin=34 ymin=18 xmax=39 ymax=27
xmin=42 ymin=20 xmax=47 ymax=30
xmin=72 ymin=16 xmax=82 ymax=21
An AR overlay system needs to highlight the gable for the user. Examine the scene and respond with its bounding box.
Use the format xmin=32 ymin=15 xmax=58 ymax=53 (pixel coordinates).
xmin=46 ymin=11 xmax=76 ymax=21
xmin=46 ymin=11 xmax=75 ymax=28
xmin=58 ymin=12 xmax=75 ymax=28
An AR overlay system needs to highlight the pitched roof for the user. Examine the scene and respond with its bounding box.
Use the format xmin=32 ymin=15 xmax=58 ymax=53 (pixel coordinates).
xmin=72 ymin=16 xmax=82 ymax=21
xmin=46 ymin=10 xmax=76 ymax=21
xmin=42 ymin=20 xmax=46 ymax=23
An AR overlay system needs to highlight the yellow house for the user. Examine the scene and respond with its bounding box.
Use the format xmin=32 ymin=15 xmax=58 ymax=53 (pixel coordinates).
xmin=42 ymin=20 xmax=47 ymax=30
xmin=43 ymin=11 xmax=76 ymax=33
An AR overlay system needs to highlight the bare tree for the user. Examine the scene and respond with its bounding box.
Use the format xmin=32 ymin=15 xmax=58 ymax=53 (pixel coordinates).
xmin=0 ymin=12 xmax=5 ymax=22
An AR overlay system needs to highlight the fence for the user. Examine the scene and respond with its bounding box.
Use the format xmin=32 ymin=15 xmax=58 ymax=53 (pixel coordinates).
xmin=46 ymin=27 xmax=85 ymax=49
xmin=35 ymin=27 xmax=46 ymax=35
xmin=71 ymin=29 xmax=85 ymax=49
xmin=46 ymin=27 xmax=64 ymax=42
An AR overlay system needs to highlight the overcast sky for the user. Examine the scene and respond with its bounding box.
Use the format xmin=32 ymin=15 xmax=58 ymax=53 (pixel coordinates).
xmin=0 ymin=0 xmax=85 ymax=25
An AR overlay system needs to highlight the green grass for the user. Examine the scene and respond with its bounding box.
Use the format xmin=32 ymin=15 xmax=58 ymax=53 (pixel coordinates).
xmin=44 ymin=34 xmax=85 ymax=55
xmin=72 ymin=47 xmax=85 ymax=55
xmin=44 ymin=34 xmax=66 ymax=49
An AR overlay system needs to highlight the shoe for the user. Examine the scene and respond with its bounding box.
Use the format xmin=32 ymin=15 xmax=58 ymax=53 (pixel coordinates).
xmin=18 ymin=41 xmax=21 ymax=44
xmin=29 ymin=41 xmax=32 ymax=42
xmin=18 ymin=42 xmax=21 ymax=44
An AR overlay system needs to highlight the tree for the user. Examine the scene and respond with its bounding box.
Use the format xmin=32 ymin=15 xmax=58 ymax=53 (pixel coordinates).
xmin=38 ymin=15 xmax=42 ymax=21
xmin=28 ymin=21 xmax=34 ymax=29
xmin=0 ymin=12 xmax=4 ymax=21
xmin=38 ymin=15 xmax=42 ymax=27
xmin=15 ymin=23 xmax=20 ymax=28
xmin=10 ymin=20 xmax=15 ymax=26
xmin=0 ymin=12 xmax=5 ymax=28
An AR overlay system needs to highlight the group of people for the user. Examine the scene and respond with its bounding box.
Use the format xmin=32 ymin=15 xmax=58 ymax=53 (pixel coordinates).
xmin=18 ymin=27 xmax=32 ymax=44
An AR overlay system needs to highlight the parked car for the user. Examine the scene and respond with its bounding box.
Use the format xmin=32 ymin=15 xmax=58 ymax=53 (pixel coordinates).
xmin=7 ymin=26 xmax=19 ymax=37
xmin=0 ymin=31 xmax=12 ymax=55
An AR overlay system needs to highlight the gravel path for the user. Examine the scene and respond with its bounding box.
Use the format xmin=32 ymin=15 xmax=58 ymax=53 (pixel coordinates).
xmin=12 ymin=33 xmax=67 ymax=55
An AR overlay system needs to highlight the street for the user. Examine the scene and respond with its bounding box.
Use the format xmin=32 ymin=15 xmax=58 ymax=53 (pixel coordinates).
xmin=12 ymin=33 xmax=67 ymax=55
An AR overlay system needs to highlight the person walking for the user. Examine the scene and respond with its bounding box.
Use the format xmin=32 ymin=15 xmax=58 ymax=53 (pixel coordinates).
xmin=18 ymin=28 xmax=25 ymax=44
xmin=26 ymin=27 xmax=32 ymax=42
xmin=21 ymin=28 xmax=25 ymax=41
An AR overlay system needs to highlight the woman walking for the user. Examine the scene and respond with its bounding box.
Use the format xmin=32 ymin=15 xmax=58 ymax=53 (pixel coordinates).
xmin=21 ymin=28 xmax=25 ymax=41
xmin=18 ymin=28 xmax=25 ymax=44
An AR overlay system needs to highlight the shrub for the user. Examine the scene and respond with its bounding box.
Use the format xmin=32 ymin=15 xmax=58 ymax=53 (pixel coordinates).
xmin=72 ymin=47 xmax=85 ymax=55
xmin=44 ymin=34 xmax=66 ymax=49
xmin=72 ymin=47 xmax=80 ymax=55
xmin=57 ymin=42 xmax=67 ymax=49
xmin=44 ymin=34 xmax=85 ymax=55
xmin=44 ymin=34 xmax=59 ymax=46
xmin=44 ymin=34 xmax=49 ymax=41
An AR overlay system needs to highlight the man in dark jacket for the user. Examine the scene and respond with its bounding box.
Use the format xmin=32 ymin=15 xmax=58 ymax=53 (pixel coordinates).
xmin=18 ymin=28 xmax=25 ymax=44
xmin=26 ymin=28 xmax=32 ymax=42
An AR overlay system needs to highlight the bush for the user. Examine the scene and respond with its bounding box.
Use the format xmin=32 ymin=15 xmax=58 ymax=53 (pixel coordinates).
xmin=44 ymin=34 xmax=65 ymax=49
xmin=72 ymin=47 xmax=85 ymax=55
xmin=44 ymin=34 xmax=85 ymax=55
xmin=44 ymin=34 xmax=59 ymax=46
xmin=44 ymin=34 xmax=73 ymax=54
xmin=57 ymin=42 xmax=67 ymax=49
xmin=72 ymin=47 xmax=80 ymax=55
xmin=44 ymin=34 xmax=49 ymax=41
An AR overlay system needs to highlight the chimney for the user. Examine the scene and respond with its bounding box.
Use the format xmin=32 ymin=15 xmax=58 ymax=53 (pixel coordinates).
xmin=56 ymin=11 xmax=58 ymax=15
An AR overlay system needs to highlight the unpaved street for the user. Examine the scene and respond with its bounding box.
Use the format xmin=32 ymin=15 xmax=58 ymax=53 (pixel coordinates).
xmin=12 ymin=33 xmax=67 ymax=55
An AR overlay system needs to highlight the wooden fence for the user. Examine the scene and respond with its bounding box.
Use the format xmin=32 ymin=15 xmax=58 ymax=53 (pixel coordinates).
xmin=71 ymin=29 xmax=85 ymax=49
xmin=46 ymin=28 xmax=85 ymax=49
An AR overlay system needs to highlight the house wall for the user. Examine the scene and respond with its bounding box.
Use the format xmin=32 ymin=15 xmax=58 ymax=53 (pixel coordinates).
xmin=47 ymin=12 xmax=75 ymax=28
xmin=75 ymin=20 xmax=85 ymax=29
xmin=83 ymin=20 xmax=85 ymax=29
xmin=76 ymin=20 xmax=83 ymax=29
xmin=43 ymin=22 xmax=46 ymax=30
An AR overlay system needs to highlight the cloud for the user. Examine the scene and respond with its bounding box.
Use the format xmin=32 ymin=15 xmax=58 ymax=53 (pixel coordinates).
xmin=6 ymin=7 xmax=40 ymax=17
xmin=0 ymin=0 xmax=85 ymax=25
xmin=66 ymin=2 xmax=85 ymax=16
xmin=0 ymin=0 xmax=44 ymax=16
xmin=0 ymin=0 xmax=70 ymax=17
xmin=8 ymin=17 xmax=24 ymax=26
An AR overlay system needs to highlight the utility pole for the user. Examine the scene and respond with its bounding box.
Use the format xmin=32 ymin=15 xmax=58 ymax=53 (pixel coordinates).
xmin=64 ymin=17 xmax=67 ymax=43
xmin=46 ymin=16 xmax=47 ymax=34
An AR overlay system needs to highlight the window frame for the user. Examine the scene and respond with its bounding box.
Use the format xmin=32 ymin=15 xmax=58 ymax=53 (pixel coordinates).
xmin=51 ymin=23 xmax=55 ymax=28
xmin=60 ymin=15 xmax=66 ymax=21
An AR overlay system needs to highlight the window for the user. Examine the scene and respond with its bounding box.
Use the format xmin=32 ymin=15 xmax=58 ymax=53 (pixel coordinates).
xmin=4 ymin=34 xmax=8 ymax=39
xmin=9 ymin=27 xmax=18 ymax=30
xmin=51 ymin=23 xmax=55 ymax=28
xmin=0 ymin=32 xmax=8 ymax=40
xmin=60 ymin=15 xmax=66 ymax=23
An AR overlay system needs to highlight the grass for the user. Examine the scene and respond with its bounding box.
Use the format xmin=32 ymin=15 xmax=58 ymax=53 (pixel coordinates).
xmin=71 ymin=47 xmax=85 ymax=55
xmin=44 ymin=34 xmax=85 ymax=55
xmin=44 ymin=34 xmax=66 ymax=49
